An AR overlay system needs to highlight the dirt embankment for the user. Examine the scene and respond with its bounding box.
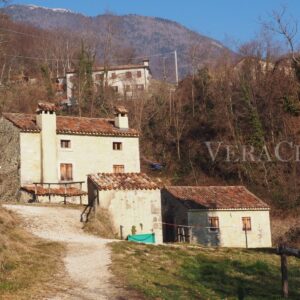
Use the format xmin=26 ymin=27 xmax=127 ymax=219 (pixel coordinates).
xmin=3 ymin=205 xmax=140 ymax=300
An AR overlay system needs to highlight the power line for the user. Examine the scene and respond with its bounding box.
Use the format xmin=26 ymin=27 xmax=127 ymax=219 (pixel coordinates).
xmin=2 ymin=50 xmax=176 ymax=64
xmin=3 ymin=53 xmax=73 ymax=62
xmin=0 ymin=26 xmax=55 ymax=42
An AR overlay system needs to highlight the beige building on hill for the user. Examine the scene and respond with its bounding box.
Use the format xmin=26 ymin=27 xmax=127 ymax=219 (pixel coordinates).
xmin=162 ymin=186 xmax=272 ymax=248
xmin=66 ymin=60 xmax=151 ymax=102
xmin=0 ymin=103 xmax=140 ymax=203
xmin=88 ymin=172 xmax=163 ymax=243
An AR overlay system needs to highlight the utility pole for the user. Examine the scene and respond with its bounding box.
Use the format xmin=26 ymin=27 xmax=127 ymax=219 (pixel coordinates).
xmin=174 ymin=50 xmax=179 ymax=85
xmin=163 ymin=57 xmax=167 ymax=81
xmin=66 ymin=40 xmax=71 ymax=73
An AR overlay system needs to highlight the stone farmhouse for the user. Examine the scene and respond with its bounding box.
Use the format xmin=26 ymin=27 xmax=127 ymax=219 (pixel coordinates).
xmin=66 ymin=59 xmax=151 ymax=103
xmin=0 ymin=103 xmax=140 ymax=203
xmin=162 ymin=186 xmax=272 ymax=248
xmin=0 ymin=102 xmax=272 ymax=247
xmin=88 ymin=172 xmax=162 ymax=243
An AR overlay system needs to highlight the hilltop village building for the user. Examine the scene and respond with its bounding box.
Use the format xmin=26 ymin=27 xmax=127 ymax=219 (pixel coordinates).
xmin=65 ymin=59 xmax=151 ymax=103
xmin=162 ymin=186 xmax=272 ymax=248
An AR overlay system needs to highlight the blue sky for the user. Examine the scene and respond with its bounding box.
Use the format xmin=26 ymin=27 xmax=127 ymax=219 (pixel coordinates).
xmin=11 ymin=0 xmax=300 ymax=45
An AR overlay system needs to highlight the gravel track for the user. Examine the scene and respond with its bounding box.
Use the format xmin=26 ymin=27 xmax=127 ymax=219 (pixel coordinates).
xmin=3 ymin=205 xmax=130 ymax=300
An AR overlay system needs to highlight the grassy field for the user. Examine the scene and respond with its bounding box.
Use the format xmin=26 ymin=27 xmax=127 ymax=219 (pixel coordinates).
xmin=0 ymin=206 xmax=66 ymax=299
xmin=111 ymin=242 xmax=300 ymax=300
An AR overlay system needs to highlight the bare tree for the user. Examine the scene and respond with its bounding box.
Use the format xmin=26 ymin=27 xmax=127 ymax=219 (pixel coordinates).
xmin=264 ymin=7 xmax=300 ymax=65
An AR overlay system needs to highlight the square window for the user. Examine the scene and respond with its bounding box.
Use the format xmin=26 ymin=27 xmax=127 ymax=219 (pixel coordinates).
xmin=61 ymin=140 xmax=71 ymax=149
xmin=113 ymin=165 xmax=124 ymax=173
xmin=60 ymin=163 xmax=73 ymax=181
xmin=208 ymin=217 xmax=219 ymax=232
xmin=242 ymin=217 xmax=251 ymax=231
xmin=125 ymin=85 xmax=131 ymax=91
xmin=126 ymin=71 xmax=132 ymax=79
xmin=112 ymin=86 xmax=118 ymax=92
xmin=136 ymin=84 xmax=144 ymax=91
xmin=95 ymin=73 xmax=104 ymax=81
xmin=113 ymin=142 xmax=122 ymax=150
xmin=111 ymin=72 xmax=117 ymax=79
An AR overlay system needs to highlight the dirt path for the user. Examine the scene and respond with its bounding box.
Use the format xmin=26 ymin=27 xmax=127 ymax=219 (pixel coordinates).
xmin=3 ymin=204 xmax=130 ymax=300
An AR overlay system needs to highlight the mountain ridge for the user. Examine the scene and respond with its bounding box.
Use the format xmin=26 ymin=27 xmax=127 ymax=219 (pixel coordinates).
xmin=0 ymin=4 xmax=232 ymax=79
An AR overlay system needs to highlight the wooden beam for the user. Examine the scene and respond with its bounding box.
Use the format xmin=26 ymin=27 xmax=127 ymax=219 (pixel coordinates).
xmin=277 ymin=245 xmax=300 ymax=258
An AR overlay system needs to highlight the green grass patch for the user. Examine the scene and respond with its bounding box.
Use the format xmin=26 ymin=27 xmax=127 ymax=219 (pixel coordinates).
xmin=110 ymin=242 xmax=300 ymax=299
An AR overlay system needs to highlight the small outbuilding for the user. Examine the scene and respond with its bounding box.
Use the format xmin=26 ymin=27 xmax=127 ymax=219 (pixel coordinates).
xmin=88 ymin=173 xmax=163 ymax=243
xmin=162 ymin=186 xmax=272 ymax=248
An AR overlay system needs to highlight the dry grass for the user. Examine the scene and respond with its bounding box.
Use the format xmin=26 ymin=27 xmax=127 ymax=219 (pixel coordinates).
xmin=82 ymin=207 xmax=118 ymax=239
xmin=0 ymin=206 xmax=67 ymax=299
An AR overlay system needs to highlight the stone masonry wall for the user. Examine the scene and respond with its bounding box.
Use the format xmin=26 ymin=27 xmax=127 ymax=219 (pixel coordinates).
xmin=0 ymin=117 xmax=20 ymax=201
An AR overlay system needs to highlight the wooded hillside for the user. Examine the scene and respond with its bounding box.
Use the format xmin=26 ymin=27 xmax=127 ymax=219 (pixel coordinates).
xmin=0 ymin=10 xmax=300 ymax=216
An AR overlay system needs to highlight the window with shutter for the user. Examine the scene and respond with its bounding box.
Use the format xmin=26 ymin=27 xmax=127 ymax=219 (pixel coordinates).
xmin=60 ymin=163 xmax=73 ymax=181
xmin=61 ymin=140 xmax=71 ymax=149
xmin=242 ymin=217 xmax=251 ymax=231
xmin=208 ymin=217 xmax=219 ymax=232
xmin=113 ymin=142 xmax=122 ymax=150
xmin=113 ymin=165 xmax=124 ymax=173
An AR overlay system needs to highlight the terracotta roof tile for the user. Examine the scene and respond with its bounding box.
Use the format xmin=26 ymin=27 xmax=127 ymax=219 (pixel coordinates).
xmin=88 ymin=173 xmax=159 ymax=191
xmin=165 ymin=186 xmax=269 ymax=210
xmin=2 ymin=113 xmax=139 ymax=137
xmin=36 ymin=102 xmax=58 ymax=113
xmin=22 ymin=185 xmax=87 ymax=197
xmin=114 ymin=105 xmax=128 ymax=114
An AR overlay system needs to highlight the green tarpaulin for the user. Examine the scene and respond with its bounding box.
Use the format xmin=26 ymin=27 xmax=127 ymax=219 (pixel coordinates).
xmin=127 ymin=233 xmax=155 ymax=244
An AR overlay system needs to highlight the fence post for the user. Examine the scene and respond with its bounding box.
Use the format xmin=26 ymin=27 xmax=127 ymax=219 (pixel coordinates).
xmin=189 ymin=226 xmax=193 ymax=243
xmin=48 ymin=183 xmax=51 ymax=203
xmin=120 ymin=225 xmax=123 ymax=240
xmin=281 ymin=251 xmax=289 ymax=298
xmin=64 ymin=183 xmax=67 ymax=205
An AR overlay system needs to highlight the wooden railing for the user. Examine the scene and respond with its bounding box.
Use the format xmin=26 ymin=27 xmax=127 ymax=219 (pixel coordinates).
xmin=32 ymin=181 xmax=85 ymax=204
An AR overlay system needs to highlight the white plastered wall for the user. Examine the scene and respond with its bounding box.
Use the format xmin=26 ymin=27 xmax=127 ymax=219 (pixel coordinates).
xmin=98 ymin=189 xmax=163 ymax=244
xmin=188 ymin=209 xmax=272 ymax=248
xmin=57 ymin=134 xmax=140 ymax=190
xmin=19 ymin=132 xmax=140 ymax=192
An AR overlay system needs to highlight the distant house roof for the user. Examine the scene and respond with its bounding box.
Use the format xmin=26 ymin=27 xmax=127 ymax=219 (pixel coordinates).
xmin=2 ymin=113 xmax=139 ymax=137
xmin=66 ymin=63 xmax=150 ymax=74
xmin=164 ymin=186 xmax=269 ymax=210
xmin=88 ymin=173 xmax=159 ymax=191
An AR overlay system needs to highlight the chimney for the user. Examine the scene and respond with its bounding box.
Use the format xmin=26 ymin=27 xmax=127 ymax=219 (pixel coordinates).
xmin=114 ymin=106 xmax=129 ymax=129
xmin=36 ymin=102 xmax=58 ymax=183
xmin=143 ymin=59 xmax=149 ymax=67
